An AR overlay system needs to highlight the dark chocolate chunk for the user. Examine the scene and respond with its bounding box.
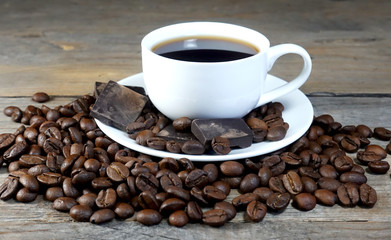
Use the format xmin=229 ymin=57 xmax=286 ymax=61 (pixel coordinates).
xmin=91 ymin=81 xmax=149 ymax=131
xmin=94 ymin=82 xmax=107 ymax=97
xmin=156 ymin=125 xmax=197 ymax=143
xmin=191 ymin=119 xmax=253 ymax=148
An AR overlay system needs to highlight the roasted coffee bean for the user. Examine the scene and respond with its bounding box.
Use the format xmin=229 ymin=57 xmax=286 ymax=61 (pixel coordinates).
xmin=253 ymin=187 xmax=273 ymax=203
xmin=386 ymin=142 xmax=391 ymax=154
xmin=356 ymin=150 xmax=383 ymax=165
xmin=301 ymin=176 xmax=318 ymax=194
xmin=172 ymin=117 xmax=192 ymax=131
xmin=314 ymin=189 xmax=337 ymax=206
xmin=96 ymin=188 xmax=117 ymax=209
xmin=293 ymin=193 xmax=316 ymax=211
xmin=160 ymin=198 xmax=186 ymax=216
xmin=63 ymin=177 xmax=80 ymax=198
xmin=135 ymin=172 xmax=159 ymax=194
xmin=11 ymin=108 xmax=23 ymax=122
xmin=16 ymin=187 xmax=38 ymax=203
xmin=266 ymin=192 xmax=291 ymax=212
xmin=91 ymin=177 xmax=113 ymax=190
xmin=181 ymin=140 xmax=205 ymax=155
xmin=244 ymin=158 xmax=262 ymax=172
xmin=177 ymin=157 xmax=194 ymax=171
xmin=280 ymin=152 xmax=302 ymax=166
xmin=0 ymin=133 xmax=16 ymax=151
xmin=365 ymin=145 xmax=387 ymax=159
xmin=169 ymin=210 xmax=189 ymax=227
xmin=246 ymin=200 xmax=267 ymax=222
xmin=185 ymin=169 xmax=208 ymax=189
xmin=146 ymin=137 xmax=166 ymax=150
xmin=299 ymin=166 xmax=321 ymax=179
xmin=114 ymin=202 xmax=135 ymax=219
xmin=84 ymin=158 xmax=101 ymax=173
xmin=339 ymin=171 xmax=367 ymax=185
xmin=212 ymin=180 xmax=231 ymax=196
xmin=79 ymin=118 xmax=96 ymax=132
xmin=106 ymin=162 xmax=129 ymax=182
xmin=138 ymin=191 xmax=160 ymax=210
xmin=258 ymin=166 xmax=272 ymax=186
xmin=202 ymin=209 xmax=228 ymax=227
xmin=203 ymin=164 xmax=219 ymax=183
xmin=136 ymin=209 xmax=162 ymax=226
xmin=268 ymin=176 xmax=286 ymax=193
xmin=166 ymin=140 xmax=182 ymax=153
xmin=71 ymin=168 xmax=96 ymax=185
xmin=220 ymin=161 xmax=244 ymax=177
xmin=135 ymin=130 xmax=155 ymax=146
xmin=359 ymin=183 xmax=377 ymax=208
xmin=19 ymin=154 xmax=46 ymax=168
xmin=262 ymin=155 xmax=285 ymax=176
xmin=116 ymin=183 xmax=131 ymax=201
xmin=211 ymin=136 xmax=231 ymax=155
xmin=19 ymin=174 xmax=39 ymax=193
xmin=317 ymin=177 xmax=341 ymax=192
xmin=190 ymin=187 xmax=209 ymax=205
xmin=203 ymin=185 xmax=226 ymax=202
xmin=37 ymin=172 xmax=62 ymax=186
xmin=3 ymin=106 xmax=19 ymax=117
xmin=340 ymin=135 xmax=360 ymax=153
xmin=3 ymin=141 xmax=28 ymax=162
xmin=220 ymin=176 xmax=242 ymax=189
xmin=232 ymin=192 xmax=259 ymax=209
xmin=0 ymin=177 xmax=19 ymax=200
xmin=319 ymin=164 xmax=338 ymax=179
xmin=351 ymin=164 xmax=365 ymax=174
xmin=337 ymin=183 xmax=359 ymax=207
xmin=282 ymin=171 xmax=302 ymax=195
xmin=166 ymin=186 xmax=190 ymax=202
xmin=267 ymin=125 xmax=287 ymax=141
xmin=356 ymin=124 xmax=373 ymax=138
xmin=43 ymin=137 xmax=64 ymax=154
xmin=53 ymin=197 xmax=77 ymax=212
xmin=186 ymin=201 xmax=203 ymax=222
xmin=77 ymin=193 xmax=97 ymax=208
xmin=159 ymin=172 xmax=181 ymax=190
xmin=159 ymin=157 xmax=180 ymax=172
xmin=32 ymin=92 xmax=50 ymax=103
xmin=373 ymin=127 xmax=391 ymax=141
xmin=45 ymin=187 xmax=64 ymax=202
xmin=333 ymin=155 xmax=354 ymax=173
xmin=90 ymin=209 xmax=115 ymax=224
xmin=70 ymin=205 xmax=93 ymax=222
xmin=368 ymin=161 xmax=390 ymax=174
xmin=240 ymin=173 xmax=260 ymax=193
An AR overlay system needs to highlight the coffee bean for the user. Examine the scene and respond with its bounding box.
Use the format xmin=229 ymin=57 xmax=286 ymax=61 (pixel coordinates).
xmin=114 ymin=202 xmax=135 ymax=219
xmin=333 ymin=155 xmax=354 ymax=173
xmin=203 ymin=185 xmax=226 ymax=202
xmin=373 ymin=127 xmax=391 ymax=141
xmin=166 ymin=186 xmax=190 ymax=202
xmin=337 ymin=183 xmax=359 ymax=207
xmin=266 ymin=192 xmax=290 ymax=211
xmin=239 ymin=173 xmax=260 ymax=193
xmin=186 ymin=201 xmax=203 ymax=222
xmin=3 ymin=106 xmax=19 ymax=117
xmin=190 ymin=186 xmax=209 ymax=206
xmin=220 ymin=176 xmax=242 ymax=189
xmin=267 ymin=125 xmax=287 ymax=141
xmin=340 ymin=135 xmax=360 ymax=153
xmin=246 ymin=200 xmax=267 ymax=222
xmin=19 ymin=174 xmax=39 ymax=192
xmin=211 ymin=136 xmax=231 ymax=155
xmin=91 ymin=177 xmax=113 ymax=190
xmin=169 ymin=210 xmax=189 ymax=227
xmin=53 ymin=197 xmax=77 ymax=212
xmin=220 ymin=161 xmax=244 ymax=177
xmin=268 ymin=176 xmax=286 ymax=193
xmin=203 ymin=163 xmax=219 ymax=183
xmin=368 ymin=161 xmax=390 ymax=174
xmin=339 ymin=171 xmax=367 ymax=185
xmin=71 ymin=168 xmax=96 ymax=185
xmin=185 ymin=169 xmax=208 ymax=189
xmin=136 ymin=209 xmax=162 ymax=226
xmin=172 ymin=117 xmax=192 ymax=131
xmin=77 ymin=193 xmax=97 ymax=208
xmin=232 ymin=192 xmax=259 ymax=209
xmin=16 ymin=187 xmax=38 ymax=202
xmin=319 ymin=164 xmax=338 ymax=179
xmin=280 ymin=152 xmax=302 ymax=166
xmin=0 ymin=177 xmax=19 ymax=200
xmin=202 ymin=209 xmax=228 ymax=227
xmin=90 ymin=209 xmax=116 ymax=224
xmin=147 ymin=137 xmax=166 ymax=150
xmin=3 ymin=141 xmax=28 ymax=162
xmin=45 ymin=187 xmax=64 ymax=202
xmin=299 ymin=166 xmax=321 ymax=179
xmin=135 ymin=172 xmax=159 ymax=194
xmin=70 ymin=205 xmax=93 ymax=222
xmin=262 ymin=155 xmax=285 ymax=176
xmin=258 ymin=166 xmax=272 ymax=186
xmin=212 ymin=181 xmax=231 ymax=196
xmin=253 ymin=187 xmax=273 ymax=203
xmin=159 ymin=157 xmax=180 ymax=172
xmin=181 ymin=140 xmax=205 ymax=155
xmin=63 ymin=177 xmax=80 ymax=198
xmin=282 ymin=171 xmax=302 ymax=195
xmin=96 ymin=188 xmax=117 ymax=209
xmin=301 ymin=176 xmax=318 ymax=194
xmin=32 ymin=92 xmax=50 ymax=103
xmin=214 ymin=201 xmax=236 ymax=221
xmin=314 ymin=189 xmax=337 ymax=206
xmin=293 ymin=193 xmax=316 ymax=211
xmin=106 ymin=162 xmax=129 ymax=182
xmin=159 ymin=198 xmax=186 ymax=216
xmin=28 ymin=164 xmax=50 ymax=177
xmin=166 ymin=140 xmax=182 ymax=153
xmin=37 ymin=172 xmax=62 ymax=186
xmin=138 ymin=191 xmax=159 ymax=210
xmin=359 ymin=183 xmax=377 ymax=208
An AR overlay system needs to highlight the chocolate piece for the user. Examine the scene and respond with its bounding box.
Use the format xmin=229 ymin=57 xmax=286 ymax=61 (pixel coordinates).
xmin=191 ymin=119 xmax=253 ymax=148
xmin=94 ymin=82 xmax=107 ymax=97
xmin=156 ymin=125 xmax=196 ymax=143
xmin=91 ymin=81 xmax=149 ymax=131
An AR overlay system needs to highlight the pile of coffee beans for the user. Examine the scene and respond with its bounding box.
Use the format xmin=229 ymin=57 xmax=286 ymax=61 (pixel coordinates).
xmin=0 ymin=90 xmax=390 ymax=227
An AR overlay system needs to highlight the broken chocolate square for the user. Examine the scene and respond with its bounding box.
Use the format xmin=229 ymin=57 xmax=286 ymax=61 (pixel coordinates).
xmin=156 ymin=125 xmax=197 ymax=143
xmin=191 ymin=118 xmax=254 ymax=148
xmin=91 ymin=80 xmax=149 ymax=131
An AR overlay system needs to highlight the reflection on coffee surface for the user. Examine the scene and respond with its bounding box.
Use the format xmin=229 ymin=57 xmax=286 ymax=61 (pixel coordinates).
xmin=153 ymin=36 xmax=259 ymax=62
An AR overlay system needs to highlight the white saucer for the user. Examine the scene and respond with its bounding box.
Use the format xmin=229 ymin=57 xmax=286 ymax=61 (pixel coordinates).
xmin=95 ymin=73 xmax=314 ymax=162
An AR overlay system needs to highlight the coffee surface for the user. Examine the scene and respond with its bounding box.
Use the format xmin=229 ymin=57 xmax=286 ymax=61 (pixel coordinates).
xmin=159 ymin=49 xmax=253 ymax=62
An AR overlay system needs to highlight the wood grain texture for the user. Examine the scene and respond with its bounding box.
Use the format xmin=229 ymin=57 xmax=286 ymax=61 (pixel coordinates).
xmin=0 ymin=0 xmax=390 ymax=96
xmin=0 ymin=97 xmax=390 ymax=239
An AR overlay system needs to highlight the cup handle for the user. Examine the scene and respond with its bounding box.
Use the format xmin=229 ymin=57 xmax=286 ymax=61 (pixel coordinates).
xmin=255 ymin=43 xmax=312 ymax=107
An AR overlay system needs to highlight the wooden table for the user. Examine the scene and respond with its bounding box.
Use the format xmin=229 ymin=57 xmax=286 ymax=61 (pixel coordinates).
xmin=1 ymin=0 xmax=390 ymax=239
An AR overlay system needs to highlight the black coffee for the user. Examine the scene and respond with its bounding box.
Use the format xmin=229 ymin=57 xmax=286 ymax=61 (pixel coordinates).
xmin=153 ymin=37 xmax=258 ymax=62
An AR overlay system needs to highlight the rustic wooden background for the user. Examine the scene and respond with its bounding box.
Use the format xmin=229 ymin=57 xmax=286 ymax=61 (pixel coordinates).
xmin=0 ymin=0 xmax=390 ymax=239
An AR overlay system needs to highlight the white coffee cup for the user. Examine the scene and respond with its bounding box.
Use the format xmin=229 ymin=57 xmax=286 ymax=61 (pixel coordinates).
xmin=141 ymin=22 xmax=312 ymax=120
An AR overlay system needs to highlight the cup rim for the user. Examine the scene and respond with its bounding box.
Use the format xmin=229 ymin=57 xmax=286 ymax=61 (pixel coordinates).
xmin=141 ymin=21 xmax=270 ymax=64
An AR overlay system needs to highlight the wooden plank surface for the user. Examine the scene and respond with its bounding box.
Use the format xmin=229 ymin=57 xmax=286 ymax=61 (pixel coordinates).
xmin=1 ymin=0 xmax=391 ymax=239
xmin=0 ymin=96 xmax=390 ymax=239
xmin=0 ymin=0 xmax=390 ymax=96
